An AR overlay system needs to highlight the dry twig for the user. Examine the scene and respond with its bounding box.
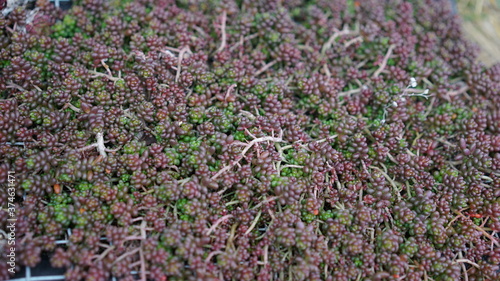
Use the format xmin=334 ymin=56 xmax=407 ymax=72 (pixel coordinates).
xmin=175 ymin=47 xmax=190 ymax=83
xmin=77 ymin=132 xmax=120 ymax=158
xmin=212 ymin=130 xmax=284 ymax=179
xmin=255 ymin=60 xmax=277 ymax=76
xmin=206 ymin=215 xmax=233 ymax=235
xmin=322 ymin=26 xmax=358 ymax=54
xmin=89 ymin=69 xmax=122 ymax=82
xmin=373 ymin=44 xmax=395 ymax=78
xmin=216 ymin=11 xmax=227 ymax=53
xmin=452 ymin=209 xmax=500 ymax=246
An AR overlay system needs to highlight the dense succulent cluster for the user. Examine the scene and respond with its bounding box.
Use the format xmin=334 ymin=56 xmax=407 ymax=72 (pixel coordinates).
xmin=1 ymin=0 xmax=500 ymax=280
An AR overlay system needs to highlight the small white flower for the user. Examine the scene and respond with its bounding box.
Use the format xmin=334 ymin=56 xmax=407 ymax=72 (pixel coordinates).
xmin=409 ymin=77 xmax=417 ymax=88
xmin=392 ymin=101 xmax=398 ymax=107
xmin=423 ymin=89 xmax=429 ymax=95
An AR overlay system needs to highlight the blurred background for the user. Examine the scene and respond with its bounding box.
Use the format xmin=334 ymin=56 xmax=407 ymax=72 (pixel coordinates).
xmin=456 ymin=0 xmax=500 ymax=67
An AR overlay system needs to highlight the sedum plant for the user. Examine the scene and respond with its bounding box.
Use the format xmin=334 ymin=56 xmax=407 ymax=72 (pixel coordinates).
xmin=0 ymin=0 xmax=499 ymax=280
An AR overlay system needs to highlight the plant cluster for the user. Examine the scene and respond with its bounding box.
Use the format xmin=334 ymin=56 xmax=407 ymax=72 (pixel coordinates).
xmin=1 ymin=0 xmax=499 ymax=280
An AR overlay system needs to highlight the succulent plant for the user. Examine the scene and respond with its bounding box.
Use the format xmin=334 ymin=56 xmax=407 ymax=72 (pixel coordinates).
xmin=0 ymin=0 xmax=499 ymax=280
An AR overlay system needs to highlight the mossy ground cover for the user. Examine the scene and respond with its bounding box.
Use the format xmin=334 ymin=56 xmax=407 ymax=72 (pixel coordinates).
xmin=0 ymin=0 xmax=499 ymax=280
